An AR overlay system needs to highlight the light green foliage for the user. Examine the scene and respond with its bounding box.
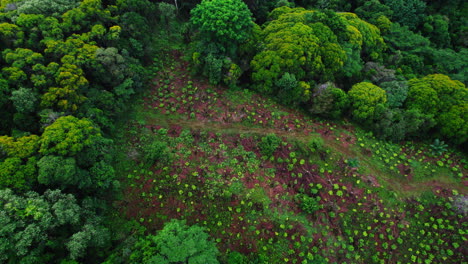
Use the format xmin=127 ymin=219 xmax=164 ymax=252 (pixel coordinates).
xmin=0 ymin=157 xmax=37 ymax=190
xmin=348 ymin=82 xmax=387 ymax=124
xmin=258 ymin=133 xmax=282 ymax=157
xmin=16 ymin=0 xmax=80 ymax=16
xmin=251 ymin=20 xmax=320 ymax=95
xmin=130 ymin=219 xmax=219 ymax=264
xmin=0 ymin=135 xmax=40 ymax=190
xmin=41 ymin=63 xmax=88 ymax=112
xmin=223 ymin=62 xmax=242 ymax=89
xmin=0 ymin=134 xmax=40 ymax=159
xmin=339 ymin=12 xmax=386 ymax=60
xmin=407 ymin=74 xmax=467 ymax=143
xmin=252 ymin=8 xmax=383 ymax=103
xmin=0 ymin=22 xmax=24 ymax=48
xmin=2 ymin=66 xmax=27 ymax=85
xmin=39 ymin=115 xmax=100 ymax=157
xmin=0 ymin=188 xmax=109 ymax=262
xmin=3 ymin=48 xmax=43 ymax=69
xmin=10 ymin=87 xmax=38 ymax=113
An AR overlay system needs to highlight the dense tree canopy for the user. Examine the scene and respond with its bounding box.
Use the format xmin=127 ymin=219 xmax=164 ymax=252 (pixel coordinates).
xmin=0 ymin=0 xmax=466 ymax=263
xmin=0 ymin=188 xmax=109 ymax=263
xmin=130 ymin=219 xmax=219 ymax=264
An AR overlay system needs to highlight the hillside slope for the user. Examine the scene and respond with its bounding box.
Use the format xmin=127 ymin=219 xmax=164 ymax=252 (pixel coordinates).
xmin=115 ymin=51 xmax=467 ymax=263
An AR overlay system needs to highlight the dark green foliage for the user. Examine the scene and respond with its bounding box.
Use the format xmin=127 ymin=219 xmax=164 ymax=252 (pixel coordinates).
xmin=190 ymin=0 xmax=255 ymax=86
xmin=309 ymin=83 xmax=349 ymax=119
xmin=203 ymin=54 xmax=224 ymax=85
xmin=0 ymin=188 xmax=109 ymax=263
xmin=354 ymin=0 xmax=393 ymax=25
xmin=227 ymin=251 xmax=249 ymax=264
xmin=431 ymin=48 xmax=468 ymax=84
xmin=382 ymin=0 xmax=426 ymax=30
xmin=142 ymin=139 xmax=171 ymax=165
xmin=10 ymin=87 xmax=37 ymax=113
xmin=191 ymin=0 xmax=254 ymax=56
xmin=258 ymin=133 xmax=282 ymax=157
xmin=275 ymin=72 xmax=301 ymax=105
xmin=130 ymin=219 xmax=219 ymax=264
xmin=346 ymin=157 xmax=360 ymax=168
xmin=429 ymin=139 xmax=448 ymax=156
xmin=373 ymin=108 xmax=435 ymax=142
xmin=380 ymin=80 xmax=408 ymax=108
xmin=422 ymin=14 xmax=450 ymax=48
xmin=37 ymin=155 xmax=83 ymax=188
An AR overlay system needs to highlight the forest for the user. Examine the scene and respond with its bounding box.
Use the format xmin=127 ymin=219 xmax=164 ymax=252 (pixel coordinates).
xmin=0 ymin=0 xmax=466 ymax=263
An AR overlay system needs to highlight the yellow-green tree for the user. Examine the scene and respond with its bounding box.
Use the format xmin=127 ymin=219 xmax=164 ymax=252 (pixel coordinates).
xmin=348 ymin=82 xmax=387 ymax=125
xmin=406 ymin=74 xmax=467 ymax=143
xmin=251 ymin=8 xmax=349 ymax=104
xmin=39 ymin=115 xmax=100 ymax=157
xmin=41 ymin=63 xmax=87 ymax=112
xmin=0 ymin=135 xmax=40 ymax=190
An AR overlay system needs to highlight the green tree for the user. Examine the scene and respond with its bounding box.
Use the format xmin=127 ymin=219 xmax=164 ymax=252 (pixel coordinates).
xmin=354 ymin=0 xmax=393 ymax=25
xmin=422 ymin=14 xmax=450 ymax=48
xmin=130 ymin=219 xmax=219 ymax=264
xmin=191 ymin=0 xmax=254 ymax=56
xmin=0 ymin=188 xmax=109 ymax=262
xmin=39 ymin=115 xmax=100 ymax=157
xmin=379 ymin=80 xmax=408 ymax=108
xmin=406 ymin=74 xmax=467 ymax=144
xmin=10 ymin=87 xmax=38 ymax=113
xmin=348 ymin=82 xmax=387 ymax=125
xmin=41 ymin=63 xmax=88 ymax=112
xmin=16 ymin=0 xmax=80 ymax=16
xmin=191 ymin=0 xmax=255 ymax=86
xmin=37 ymin=155 xmax=86 ymax=189
xmin=309 ymin=83 xmax=349 ymax=119
xmin=0 ymin=135 xmax=40 ymax=190
xmin=382 ymin=0 xmax=426 ymax=30
xmin=251 ymin=9 xmax=346 ymax=99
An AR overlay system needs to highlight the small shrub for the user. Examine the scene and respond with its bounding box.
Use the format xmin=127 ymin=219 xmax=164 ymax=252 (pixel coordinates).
xmin=308 ymin=136 xmax=324 ymax=153
xmin=142 ymin=139 xmax=171 ymax=165
xmin=258 ymin=133 xmax=281 ymax=157
xmin=297 ymin=194 xmax=322 ymax=214
xmin=347 ymin=158 xmax=360 ymax=168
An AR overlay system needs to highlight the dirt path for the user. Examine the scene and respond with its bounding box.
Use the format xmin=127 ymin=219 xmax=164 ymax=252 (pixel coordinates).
xmin=141 ymin=51 xmax=466 ymax=197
